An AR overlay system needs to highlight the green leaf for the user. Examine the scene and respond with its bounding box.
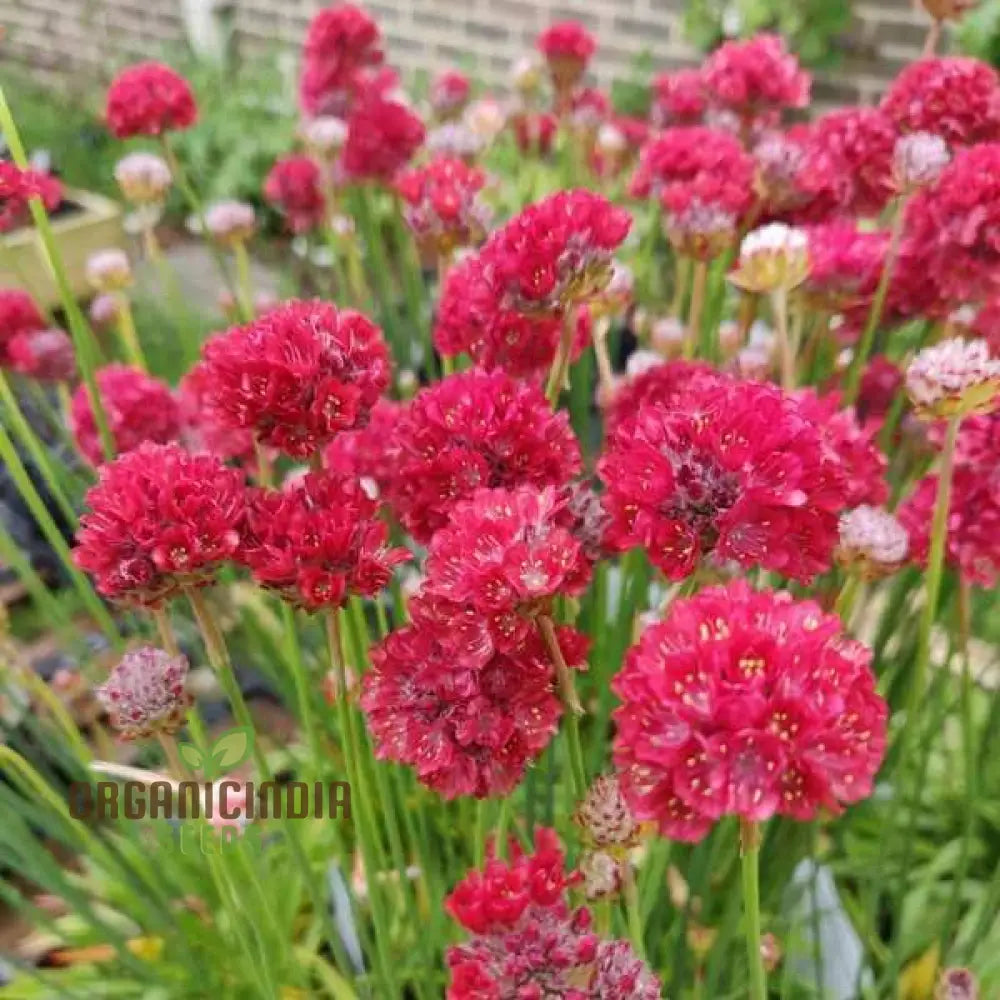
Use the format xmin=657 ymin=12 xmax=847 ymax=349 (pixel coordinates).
xmin=177 ymin=743 xmax=205 ymax=771
xmin=210 ymin=727 xmax=253 ymax=773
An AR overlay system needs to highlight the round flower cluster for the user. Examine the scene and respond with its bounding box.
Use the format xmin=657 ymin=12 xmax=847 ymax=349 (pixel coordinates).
xmin=395 ymin=157 xmax=490 ymax=258
xmin=263 ymin=156 xmax=326 ymax=234
xmin=73 ymin=442 xmax=247 ymax=607
xmin=511 ymin=111 xmax=558 ymax=156
xmin=0 ymin=288 xmax=45 ymax=366
xmin=881 ymin=57 xmax=1000 ymax=148
xmin=240 ymin=471 xmax=408 ymax=611
xmin=650 ymin=69 xmax=706 ymax=128
xmin=177 ymin=359 xmax=258 ymax=468
xmin=70 ymin=364 xmax=181 ymax=466
xmin=322 ymin=398 xmax=405 ymax=498
xmin=477 ymin=189 xmax=631 ymax=316
xmin=905 ymin=337 xmax=1000 ymax=420
xmin=445 ymin=828 xmax=660 ymax=998
xmin=389 ymin=368 xmax=581 ymax=541
xmin=204 ymin=200 xmax=256 ymax=245
xmin=114 ymin=152 xmax=173 ymax=205
xmin=837 ymin=505 xmax=909 ymax=579
xmin=343 ymin=92 xmax=425 ymax=182
xmin=86 ymin=249 xmax=132 ymax=293
xmin=730 ymin=222 xmax=810 ymax=294
xmin=430 ymin=69 xmax=471 ymax=120
xmin=200 ymin=299 xmax=390 ymax=458
xmin=97 ymin=646 xmax=192 ymax=740
xmin=0 ymin=161 xmax=62 ymax=233
xmin=6 ymin=328 xmax=75 ymax=383
xmin=603 ymin=359 xmax=718 ymax=435
xmin=893 ymin=131 xmax=951 ymax=192
xmin=613 ymin=580 xmax=887 ymax=841
xmin=105 ymin=62 xmax=197 ymax=139
xmin=599 ymin=375 xmax=847 ymax=581
xmin=536 ymin=20 xmax=596 ymax=99
xmin=803 ymin=223 xmax=888 ymax=312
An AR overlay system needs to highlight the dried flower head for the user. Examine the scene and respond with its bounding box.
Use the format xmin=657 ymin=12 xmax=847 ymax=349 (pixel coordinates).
xmin=936 ymin=968 xmax=979 ymax=1000
xmin=86 ymin=249 xmax=132 ymax=293
xmin=893 ymin=132 xmax=950 ymax=192
xmin=579 ymin=850 xmax=623 ymax=900
xmin=114 ymin=152 xmax=173 ymax=205
xmin=906 ymin=338 xmax=1000 ymax=419
xmin=105 ymin=62 xmax=197 ymax=139
xmin=6 ymin=328 xmax=76 ymax=383
xmin=97 ymin=646 xmax=192 ymax=740
xmin=730 ymin=223 xmax=810 ymax=294
xmin=574 ymin=773 xmax=642 ymax=850
xmin=837 ymin=506 xmax=910 ymax=579
xmin=204 ymin=201 xmax=256 ymax=245
xmin=300 ymin=115 xmax=349 ymax=159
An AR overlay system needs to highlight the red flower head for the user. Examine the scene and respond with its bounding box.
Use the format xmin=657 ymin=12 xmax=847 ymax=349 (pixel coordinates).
xmin=201 ymin=299 xmax=390 ymax=459
xmin=6 ymin=328 xmax=76 ymax=383
xmin=0 ymin=162 xmax=62 ymax=233
xmin=478 ymin=189 xmax=631 ymax=316
xmin=395 ymin=157 xmax=490 ymax=257
xmin=263 ymin=156 xmax=326 ymax=234
xmin=651 ymin=69 xmax=707 ymax=128
xmin=343 ymin=93 xmax=425 ymax=182
xmin=0 ymin=288 xmax=45 ymax=364
xmin=537 ymin=21 xmax=597 ymax=97
xmin=805 ymin=108 xmax=897 ymax=217
xmin=703 ymin=34 xmax=810 ymax=123
xmin=177 ymin=359 xmax=257 ymax=467
xmin=511 ymin=110 xmax=559 ymax=156
xmin=613 ymin=580 xmax=887 ymax=841
xmin=901 ymin=144 xmax=1000 ymax=305
xmin=881 ymin=57 xmax=1000 ymax=148
xmin=598 ymin=375 xmax=848 ymax=582
xmin=298 ymin=3 xmax=383 ymax=117
xmin=390 ymin=368 xmax=581 ymax=542
xmin=431 ymin=69 xmax=471 ymax=120
xmin=322 ymin=397 xmax=405 ymax=498
xmin=857 ymin=355 xmax=904 ymax=427
xmin=794 ymin=389 xmax=889 ymax=508
xmin=445 ymin=828 xmax=661 ymax=997
xmin=803 ymin=222 xmax=889 ymax=312
xmin=363 ymin=594 xmax=585 ymax=798
xmin=604 ymin=359 xmax=718 ymax=436
xmin=240 ymin=471 xmax=408 ymax=610
xmin=71 ymin=364 xmax=181 ymax=467
xmin=105 ymin=62 xmax=197 ymax=139
xmin=73 ymin=442 xmax=247 ymax=607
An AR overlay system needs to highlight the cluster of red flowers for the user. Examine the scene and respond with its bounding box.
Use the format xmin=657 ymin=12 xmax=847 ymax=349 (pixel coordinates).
xmin=0 ymin=288 xmax=45 ymax=365
xmin=445 ymin=828 xmax=660 ymax=997
xmin=240 ymin=471 xmax=409 ymax=610
xmin=650 ymin=69 xmax=706 ymax=128
xmin=70 ymin=364 xmax=181 ymax=466
xmin=599 ymin=374 xmax=848 ymax=581
xmin=613 ymin=581 xmax=887 ymax=841
xmin=0 ymin=287 xmax=72 ymax=381
xmin=263 ymin=156 xmax=327 ymax=234
xmin=342 ymin=91 xmax=426 ymax=182
xmin=200 ymin=300 xmax=390 ymax=459
xmin=105 ymin=62 xmax=197 ymax=139
xmin=430 ymin=70 xmax=471 ymax=120
xmin=177 ymin=359 xmax=258 ymax=468
xmin=537 ymin=20 xmax=596 ymax=101
xmin=0 ymin=161 xmax=62 ymax=233
xmin=802 ymin=223 xmax=888 ymax=312
xmin=322 ymin=398 xmax=405 ymax=498
xmin=73 ymin=442 xmax=247 ymax=607
xmin=389 ymin=368 xmax=581 ymax=541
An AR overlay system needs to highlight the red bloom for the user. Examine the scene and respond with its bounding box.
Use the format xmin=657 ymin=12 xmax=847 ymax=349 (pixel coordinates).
xmin=613 ymin=580 xmax=887 ymax=841
xmin=390 ymin=368 xmax=581 ymax=542
xmin=881 ymin=57 xmax=1000 ymax=147
xmin=604 ymin=359 xmax=718 ymax=436
xmin=651 ymin=69 xmax=706 ymax=128
xmin=794 ymin=389 xmax=889 ymax=507
xmin=201 ymin=299 xmax=389 ymax=459
xmin=263 ymin=156 xmax=326 ymax=234
xmin=322 ymin=398 xmax=405 ymax=498
xmin=105 ymin=62 xmax=197 ymax=139
xmin=431 ymin=70 xmax=471 ymax=119
xmin=857 ymin=355 xmax=904 ymax=427
xmin=298 ymin=3 xmax=383 ymax=117
xmin=0 ymin=162 xmax=62 ymax=233
xmin=445 ymin=828 xmax=660 ymax=998
xmin=363 ymin=595 xmax=584 ymax=798
xmin=803 ymin=222 xmax=888 ymax=311
xmin=0 ymin=288 xmax=45 ymax=364
xmin=598 ymin=376 xmax=847 ymax=582
xmin=343 ymin=93 xmax=425 ymax=182
xmin=240 ymin=471 xmax=408 ymax=610
xmin=71 ymin=364 xmax=181 ymax=466
xmin=6 ymin=328 xmax=76 ymax=382
xmin=177 ymin=359 xmax=257 ymax=467
xmin=511 ymin=111 xmax=558 ymax=156
xmin=73 ymin=442 xmax=247 ymax=607
xmin=702 ymin=34 xmax=810 ymax=121
xmin=395 ymin=157 xmax=489 ymax=256
xmin=537 ymin=21 xmax=596 ymax=96
xmin=478 ymin=189 xmax=631 ymax=316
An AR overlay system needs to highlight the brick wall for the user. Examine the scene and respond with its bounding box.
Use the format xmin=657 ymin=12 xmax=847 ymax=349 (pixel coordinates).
xmin=0 ymin=0 xmax=938 ymax=106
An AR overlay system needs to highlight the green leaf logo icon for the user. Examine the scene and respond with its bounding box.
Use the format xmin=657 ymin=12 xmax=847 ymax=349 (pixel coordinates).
xmin=176 ymin=727 xmax=253 ymax=780
xmin=177 ymin=743 xmax=205 ymax=772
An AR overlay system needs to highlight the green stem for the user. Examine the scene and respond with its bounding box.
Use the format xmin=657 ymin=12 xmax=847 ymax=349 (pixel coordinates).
xmin=114 ymin=293 xmax=148 ymax=370
xmin=622 ymin=862 xmax=647 ymax=961
xmin=685 ymin=260 xmax=708 ymax=361
xmin=545 ymin=308 xmax=576 ymax=408
xmin=771 ymin=289 xmax=794 ymax=390
xmin=740 ymin=820 xmax=767 ymax=1000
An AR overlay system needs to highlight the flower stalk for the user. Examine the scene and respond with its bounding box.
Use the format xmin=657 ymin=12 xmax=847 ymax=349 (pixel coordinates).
xmin=739 ymin=819 xmax=767 ymax=1000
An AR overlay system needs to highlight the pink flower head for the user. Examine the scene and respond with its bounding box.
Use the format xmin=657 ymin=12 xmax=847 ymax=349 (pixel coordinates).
xmin=322 ymin=397 xmax=405 ymax=497
xmin=263 ymin=156 xmax=326 ymax=234
xmin=6 ymin=328 xmax=76 ymax=382
xmin=98 ymin=645 xmax=192 ymax=740
xmin=0 ymin=162 xmax=62 ymax=232
xmin=537 ymin=20 xmax=596 ymax=95
xmin=512 ymin=111 xmax=558 ymax=156
xmin=364 ymin=594 xmax=585 ymax=798
xmin=343 ymin=92 xmax=425 ymax=182
xmin=857 ymin=355 xmax=904 ymax=427
xmin=298 ymin=3 xmax=384 ymax=117
xmin=598 ymin=375 xmax=848 ymax=582
xmin=881 ymin=57 xmax=1000 ymax=148
xmin=604 ymin=359 xmax=718 ymax=436
xmin=395 ymin=157 xmax=490 ymax=257
xmin=431 ymin=69 xmax=471 ymax=119
xmin=105 ymin=62 xmax=197 ymax=138
xmin=201 ymin=299 xmax=390 ymax=459
xmin=177 ymin=359 xmax=257 ymax=467
xmin=0 ymin=288 xmax=45 ymax=364
xmin=703 ymin=34 xmax=810 ymax=122
xmin=803 ymin=223 xmax=888 ymax=311
xmin=240 ymin=471 xmax=408 ymax=610
xmin=445 ymin=828 xmax=660 ymax=997
xmin=613 ymin=580 xmax=887 ymax=841
xmin=478 ymin=189 xmax=631 ymax=316
xmin=73 ymin=442 xmax=247 ymax=607
xmin=390 ymin=368 xmax=581 ymax=542
xmin=651 ymin=69 xmax=707 ymax=128
xmin=70 ymin=364 xmax=181 ymax=466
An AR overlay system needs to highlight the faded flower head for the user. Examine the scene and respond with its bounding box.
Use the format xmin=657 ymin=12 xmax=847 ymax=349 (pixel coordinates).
xmin=114 ymin=152 xmax=173 ymax=205
xmin=204 ymin=201 xmax=256 ymax=246
xmin=893 ymin=132 xmax=950 ymax=192
xmin=431 ymin=69 xmax=471 ymax=120
xmin=97 ymin=646 xmax=192 ymax=740
xmin=0 ymin=288 xmax=45 ymax=366
xmin=837 ymin=506 xmax=910 ymax=579
xmin=86 ymin=249 xmax=132 ymax=293
xmin=6 ymin=328 xmax=76 ymax=383
xmin=579 ymin=850 xmax=622 ymax=900
xmin=105 ymin=62 xmax=197 ymax=139
xmin=906 ymin=338 xmax=1000 ymax=419
xmin=730 ymin=223 xmax=810 ymax=294
xmin=651 ymin=69 xmax=706 ymax=128
xmin=89 ymin=293 xmax=121 ymax=331
xmin=300 ymin=115 xmax=349 ymax=159
xmin=613 ymin=580 xmax=887 ymax=841
xmin=936 ymin=968 xmax=979 ymax=1000
xmin=574 ymin=773 xmax=642 ymax=850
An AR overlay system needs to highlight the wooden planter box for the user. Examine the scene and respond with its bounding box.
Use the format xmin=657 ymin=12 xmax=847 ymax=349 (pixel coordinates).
xmin=0 ymin=189 xmax=125 ymax=309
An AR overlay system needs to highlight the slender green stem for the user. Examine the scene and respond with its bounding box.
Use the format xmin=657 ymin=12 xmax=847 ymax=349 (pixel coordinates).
xmin=115 ymin=293 xmax=148 ymax=370
xmin=282 ymin=603 xmax=323 ymax=776
xmin=474 ymin=799 xmax=488 ymax=868
xmin=740 ymin=820 xmax=767 ymax=1000
xmin=622 ymin=862 xmax=647 ymax=961
xmin=388 ymin=198 xmax=433 ymax=377
xmin=771 ymin=289 xmax=794 ymax=390
xmin=685 ymin=260 xmax=708 ymax=361
xmin=545 ymin=308 xmax=576 ymax=407
xmin=350 ymin=185 xmax=402 ymax=360
xmin=833 ymin=574 xmax=862 ymax=624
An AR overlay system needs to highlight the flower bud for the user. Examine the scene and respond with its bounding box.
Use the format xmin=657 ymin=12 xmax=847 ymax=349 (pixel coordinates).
xmin=760 ymin=933 xmax=783 ymax=973
xmin=936 ymin=968 xmax=979 ymax=1000
xmin=906 ymin=337 xmax=1000 ymax=419
xmin=301 ymin=116 xmax=348 ymax=159
xmin=204 ymin=200 xmax=256 ymax=246
xmin=837 ymin=506 xmax=909 ymax=579
xmin=97 ymin=646 xmax=192 ymax=740
xmin=730 ymin=223 xmax=809 ymax=294
xmin=114 ymin=152 xmax=172 ymax=205
xmin=666 ymin=200 xmax=738 ymax=261
xmin=86 ymin=249 xmax=132 ymax=292
xmin=893 ymin=132 xmax=950 ymax=193
xmin=574 ymin=773 xmax=641 ymax=849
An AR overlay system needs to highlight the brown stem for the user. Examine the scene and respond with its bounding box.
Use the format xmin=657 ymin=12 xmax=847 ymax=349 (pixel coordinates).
xmin=537 ymin=614 xmax=582 ymax=715
xmin=152 ymin=607 xmax=180 ymax=657
xmin=545 ymin=308 xmax=576 ymax=407
xmin=592 ymin=316 xmax=614 ymax=395
xmin=156 ymin=733 xmax=187 ymax=781
xmin=923 ymin=18 xmax=942 ymax=58
xmin=771 ymin=289 xmax=795 ymax=390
